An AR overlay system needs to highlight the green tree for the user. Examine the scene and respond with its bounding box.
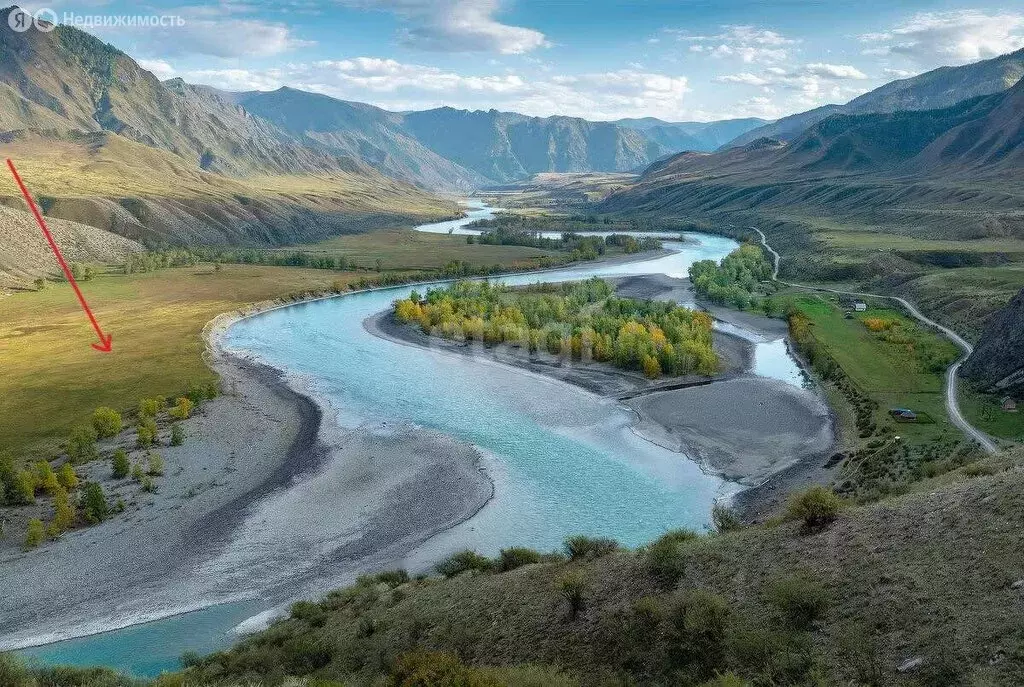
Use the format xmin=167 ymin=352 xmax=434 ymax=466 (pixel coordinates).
xmin=57 ymin=462 xmax=79 ymax=490
xmin=81 ymin=482 xmax=109 ymax=524
xmin=111 ymin=449 xmax=130 ymax=479
xmin=91 ymin=407 xmax=123 ymax=438
xmin=47 ymin=486 xmax=76 ymax=538
xmin=24 ymin=519 xmax=45 ymax=549
xmin=66 ymin=425 xmax=98 ymax=463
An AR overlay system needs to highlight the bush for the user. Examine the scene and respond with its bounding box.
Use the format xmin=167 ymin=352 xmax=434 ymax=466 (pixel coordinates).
xmin=767 ymin=576 xmax=829 ymax=630
xmin=139 ymin=397 xmax=166 ymax=418
xmin=147 ymin=453 xmax=165 ymax=476
xmin=11 ymin=470 xmax=35 ymax=505
xmin=137 ymin=417 xmax=158 ymax=448
xmin=142 ymin=475 xmax=156 ymax=493
xmin=647 ymin=529 xmax=700 ymax=588
xmin=48 ymin=486 xmax=75 ymax=537
xmin=170 ymin=424 xmax=185 ymax=446
xmin=785 ymin=487 xmax=843 ymax=530
xmin=558 ymin=572 xmax=587 ymax=620
xmin=563 ymin=535 xmax=618 ymax=561
xmin=34 ymin=460 xmax=60 ymax=494
xmin=81 ymin=482 xmax=109 ymax=523
xmin=390 ymin=651 xmax=493 ymax=687
xmin=24 ymin=518 xmax=45 ymax=549
xmin=112 ymin=449 xmax=130 ymax=479
xmin=91 ymin=407 xmax=123 ymax=439
xmin=131 ymin=463 xmax=145 ymax=483
xmin=57 ymin=462 xmax=79 ymax=490
xmin=375 ymin=569 xmax=410 ymax=588
xmin=168 ymin=397 xmax=194 ymax=421
xmin=66 ymin=425 xmax=98 ymax=463
xmin=668 ymin=589 xmax=731 ymax=678
xmin=497 ymin=547 xmax=543 ymax=572
xmin=436 ymin=549 xmax=493 ymax=577
xmin=712 ymin=503 xmax=743 ymax=533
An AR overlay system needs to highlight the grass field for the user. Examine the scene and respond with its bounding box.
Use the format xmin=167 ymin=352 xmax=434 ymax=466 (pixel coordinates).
xmin=961 ymin=389 xmax=1024 ymax=442
xmin=0 ymin=264 xmax=349 ymax=458
xmin=793 ymin=294 xmax=960 ymax=444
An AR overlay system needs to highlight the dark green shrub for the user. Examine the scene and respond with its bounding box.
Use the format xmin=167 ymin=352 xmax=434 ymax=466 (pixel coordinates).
xmin=767 ymin=576 xmax=829 ymax=630
xmin=390 ymin=651 xmax=493 ymax=687
xmin=785 ymin=486 xmax=843 ymax=530
xmin=290 ymin=600 xmax=327 ymax=627
xmin=497 ymin=546 xmax=542 ymax=572
xmin=563 ymin=535 xmax=618 ymax=561
xmin=374 ymin=569 xmax=410 ymax=588
xmin=137 ymin=417 xmax=158 ymax=448
xmin=81 ymin=482 xmax=109 ymax=523
xmin=112 ymin=449 xmax=130 ymax=479
xmin=281 ymin=635 xmax=333 ymax=673
xmin=436 ymin=549 xmax=493 ymax=577
xmin=646 ymin=530 xmax=699 ymax=588
xmin=712 ymin=503 xmax=743 ymax=533
xmin=66 ymin=424 xmax=98 ymax=463
xmin=558 ymin=572 xmax=586 ymax=620
xmin=667 ymin=589 xmax=731 ymax=679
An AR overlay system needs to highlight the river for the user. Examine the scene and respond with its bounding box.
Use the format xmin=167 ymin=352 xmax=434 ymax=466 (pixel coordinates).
xmin=18 ymin=203 xmax=807 ymax=676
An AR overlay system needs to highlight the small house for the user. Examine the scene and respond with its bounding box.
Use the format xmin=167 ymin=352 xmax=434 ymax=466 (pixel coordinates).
xmin=1003 ymin=397 xmax=1018 ymax=413
xmin=890 ymin=408 xmax=918 ymax=421
xmin=853 ymin=301 xmax=868 ymax=312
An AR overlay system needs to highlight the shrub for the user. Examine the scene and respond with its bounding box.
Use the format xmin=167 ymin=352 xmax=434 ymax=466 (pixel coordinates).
xmin=170 ymin=424 xmax=185 ymax=446
xmin=48 ymin=487 xmax=75 ymax=537
xmin=436 ymin=549 xmax=493 ymax=577
xmin=139 ymin=397 xmax=166 ymax=418
xmin=57 ymin=462 xmax=79 ymax=490
xmin=712 ymin=503 xmax=743 ymax=533
xmin=33 ymin=277 xmax=46 ymax=290
xmin=34 ymin=460 xmax=60 ymax=494
xmin=767 ymin=576 xmax=829 ymax=630
xmin=668 ymin=589 xmax=731 ymax=678
xmin=558 ymin=572 xmax=587 ymax=620
xmin=785 ymin=487 xmax=843 ymax=530
xmin=112 ymin=449 xmax=130 ymax=479
xmin=131 ymin=463 xmax=145 ymax=483
xmin=497 ymin=546 xmax=543 ymax=572
xmin=91 ymin=407 xmax=123 ymax=438
xmin=563 ymin=535 xmax=618 ymax=561
xmin=11 ymin=470 xmax=35 ymax=505
xmin=697 ymin=672 xmax=751 ymax=687
xmin=137 ymin=417 xmax=158 ymax=448
xmin=390 ymin=651 xmax=492 ymax=687
xmin=24 ymin=518 xmax=45 ymax=549
xmin=375 ymin=569 xmax=410 ymax=588
xmin=147 ymin=453 xmax=165 ymax=476
xmin=66 ymin=425 xmax=98 ymax=463
xmin=81 ymin=482 xmax=109 ymax=523
xmin=647 ymin=529 xmax=699 ymax=588
xmin=169 ymin=397 xmax=194 ymax=421
xmin=142 ymin=476 xmax=156 ymax=493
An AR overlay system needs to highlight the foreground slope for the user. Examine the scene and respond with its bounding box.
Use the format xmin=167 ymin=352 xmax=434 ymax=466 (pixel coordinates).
xmin=175 ymin=451 xmax=1024 ymax=686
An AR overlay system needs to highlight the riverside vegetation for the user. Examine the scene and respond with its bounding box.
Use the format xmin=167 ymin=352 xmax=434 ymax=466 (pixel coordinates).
xmin=393 ymin=278 xmax=718 ymax=379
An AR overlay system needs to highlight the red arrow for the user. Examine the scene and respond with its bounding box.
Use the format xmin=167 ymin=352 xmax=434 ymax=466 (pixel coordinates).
xmin=7 ymin=158 xmax=113 ymax=352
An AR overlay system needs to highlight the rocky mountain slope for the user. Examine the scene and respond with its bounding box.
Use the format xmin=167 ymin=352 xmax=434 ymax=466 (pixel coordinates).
xmin=726 ymin=48 xmax=1024 ymax=148
xmin=615 ymin=117 xmax=767 ymax=151
xmin=962 ymin=288 xmax=1024 ymax=397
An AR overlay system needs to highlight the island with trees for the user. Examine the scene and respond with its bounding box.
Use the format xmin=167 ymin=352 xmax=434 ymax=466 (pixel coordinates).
xmin=393 ymin=278 xmax=718 ymax=380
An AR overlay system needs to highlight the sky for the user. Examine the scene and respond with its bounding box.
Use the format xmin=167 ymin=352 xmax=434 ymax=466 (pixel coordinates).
xmin=21 ymin=0 xmax=1024 ymax=121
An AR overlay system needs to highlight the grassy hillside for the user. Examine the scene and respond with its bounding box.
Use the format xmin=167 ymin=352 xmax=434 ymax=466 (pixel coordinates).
xmin=43 ymin=447 xmax=1007 ymax=686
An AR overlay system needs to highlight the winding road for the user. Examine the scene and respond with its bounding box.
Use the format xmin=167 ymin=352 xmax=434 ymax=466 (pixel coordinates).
xmin=748 ymin=226 xmax=998 ymax=454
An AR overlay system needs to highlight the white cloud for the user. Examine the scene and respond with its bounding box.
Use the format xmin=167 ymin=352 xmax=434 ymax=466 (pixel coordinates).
xmin=179 ymin=58 xmax=690 ymax=120
xmin=882 ymin=67 xmax=920 ymax=79
xmin=859 ymin=11 xmax=1024 ymax=65
xmin=339 ymin=0 xmax=548 ymax=54
xmin=138 ymin=59 xmax=176 ymax=80
xmin=804 ymin=63 xmax=868 ymax=79
xmin=671 ymin=25 xmax=797 ymax=64
xmin=89 ymin=7 xmax=311 ymax=58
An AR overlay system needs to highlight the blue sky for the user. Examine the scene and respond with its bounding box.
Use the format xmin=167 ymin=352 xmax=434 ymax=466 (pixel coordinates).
xmin=24 ymin=0 xmax=1024 ymax=121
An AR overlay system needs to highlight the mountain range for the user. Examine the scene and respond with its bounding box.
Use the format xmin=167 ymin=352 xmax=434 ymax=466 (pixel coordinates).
xmin=725 ymin=48 xmax=1024 ymax=148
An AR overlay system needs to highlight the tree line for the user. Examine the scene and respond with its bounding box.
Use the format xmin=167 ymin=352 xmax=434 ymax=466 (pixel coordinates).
xmin=689 ymin=244 xmax=776 ymax=311
xmin=394 ymin=278 xmax=718 ymax=378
